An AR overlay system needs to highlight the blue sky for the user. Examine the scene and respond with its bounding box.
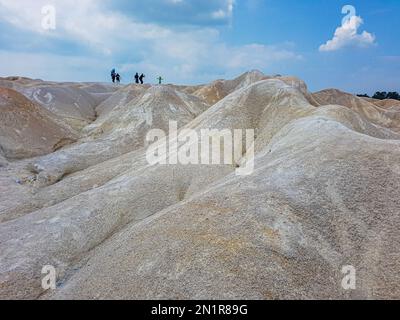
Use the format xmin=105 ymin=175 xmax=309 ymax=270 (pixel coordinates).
xmin=0 ymin=0 xmax=399 ymax=94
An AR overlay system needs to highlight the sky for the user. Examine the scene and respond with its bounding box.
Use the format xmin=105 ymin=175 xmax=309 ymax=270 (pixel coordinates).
xmin=0 ymin=0 xmax=399 ymax=94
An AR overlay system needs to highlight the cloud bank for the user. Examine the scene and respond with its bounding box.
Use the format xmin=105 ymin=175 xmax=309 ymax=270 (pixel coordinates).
xmin=0 ymin=0 xmax=300 ymax=83
xmin=319 ymin=15 xmax=376 ymax=52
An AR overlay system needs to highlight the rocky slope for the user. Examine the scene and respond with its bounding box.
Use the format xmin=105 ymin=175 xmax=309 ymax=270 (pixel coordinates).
xmin=0 ymin=87 xmax=77 ymax=160
xmin=0 ymin=72 xmax=399 ymax=300
xmin=192 ymin=70 xmax=268 ymax=105
xmin=27 ymin=84 xmax=210 ymax=187
xmin=0 ymin=77 xmax=117 ymax=131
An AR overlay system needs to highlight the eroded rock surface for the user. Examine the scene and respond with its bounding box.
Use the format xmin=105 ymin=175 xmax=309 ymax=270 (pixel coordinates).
xmin=0 ymin=87 xmax=77 ymax=160
xmin=0 ymin=72 xmax=399 ymax=300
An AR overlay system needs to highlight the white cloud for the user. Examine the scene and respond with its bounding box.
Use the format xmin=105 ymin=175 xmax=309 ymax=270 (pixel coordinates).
xmin=106 ymin=0 xmax=235 ymax=26
xmin=319 ymin=15 xmax=376 ymax=52
xmin=0 ymin=50 xmax=110 ymax=81
xmin=0 ymin=0 xmax=300 ymax=83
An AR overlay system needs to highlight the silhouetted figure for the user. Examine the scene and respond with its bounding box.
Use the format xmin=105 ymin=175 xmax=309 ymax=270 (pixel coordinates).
xmin=139 ymin=73 xmax=145 ymax=84
xmin=157 ymin=76 xmax=163 ymax=85
xmin=116 ymin=73 xmax=121 ymax=84
xmin=134 ymin=73 xmax=139 ymax=84
xmin=111 ymin=69 xmax=116 ymax=83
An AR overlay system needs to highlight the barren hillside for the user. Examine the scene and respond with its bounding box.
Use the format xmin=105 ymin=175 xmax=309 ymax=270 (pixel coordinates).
xmin=0 ymin=72 xmax=399 ymax=300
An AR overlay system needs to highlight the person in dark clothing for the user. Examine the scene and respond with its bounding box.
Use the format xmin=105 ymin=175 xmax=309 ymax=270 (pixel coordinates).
xmin=111 ymin=69 xmax=116 ymax=83
xmin=134 ymin=73 xmax=139 ymax=84
xmin=116 ymin=73 xmax=121 ymax=84
xmin=139 ymin=73 xmax=145 ymax=84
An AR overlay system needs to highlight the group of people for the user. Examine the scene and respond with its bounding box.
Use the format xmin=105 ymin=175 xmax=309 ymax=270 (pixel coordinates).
xmin=110 ymin=69 xmax=121 ymax=84
xmin=134 ymin=72 xmax=145 ymax=84
xmin=111 ymin=68 xmax=163 ymax=85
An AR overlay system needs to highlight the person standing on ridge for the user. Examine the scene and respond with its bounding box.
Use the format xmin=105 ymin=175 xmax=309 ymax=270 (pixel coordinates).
xmin=134 ymin=73 xmax=139 ymax=84
xmin=116 ymin=73 xmax=121 ymax=84
xmin=111 ymin=69 xmax=116 ymax=83
xmin=157 ymin=76 xmax=163 ymax=85
xmin=139 ymin=73 xmax=145 ymax=84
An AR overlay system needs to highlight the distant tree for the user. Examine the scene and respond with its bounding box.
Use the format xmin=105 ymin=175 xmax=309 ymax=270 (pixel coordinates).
xmin=356 ymin=91 xmax=400 ymax=100
xmin=386 ymin=92 xmax=400 ymax=100
xmin=371 ymin=91 xmax=400 ymax=100
xmin=372 ymin=91 xmax=388 ymax=100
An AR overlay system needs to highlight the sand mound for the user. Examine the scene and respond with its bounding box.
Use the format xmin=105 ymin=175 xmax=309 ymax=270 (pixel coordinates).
xmin=312 ymin=89 xmax=400 ymax=133
xmin=73 ymin=82 xmax=120 ymax=106
xmin=94 ymin=84 xmax=150 ymax=117
xmin=0 ymin=78 xmax=116 ymax=131
xmin=363 ymin=97 xmax=400 ymax=110
xmin=26 ymin=85 xmax=210 ymax=187
xmin=0 ymin=87 xmax=77 ymax=160
xmin=0 ymin=72 xmax=399 ymax=300
xmin=192 ymin=70 xmax=268 ymax=105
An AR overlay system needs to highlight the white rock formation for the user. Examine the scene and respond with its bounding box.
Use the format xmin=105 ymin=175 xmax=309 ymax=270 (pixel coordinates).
xmin=0 ymin=87 xmax=77 ymax=160
xmin=0 ymin=77 xmax=118 ymax=131
xmin=0 ymin=72 xmax=399 ymax=300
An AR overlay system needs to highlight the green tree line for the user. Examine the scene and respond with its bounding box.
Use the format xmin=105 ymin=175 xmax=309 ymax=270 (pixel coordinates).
xmin=357 ymin=91 xmax=400 ymax=100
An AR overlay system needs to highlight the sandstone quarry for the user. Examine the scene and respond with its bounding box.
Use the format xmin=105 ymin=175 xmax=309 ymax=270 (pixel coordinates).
xmin=0 ymin=71 xmax=399 ymax=300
